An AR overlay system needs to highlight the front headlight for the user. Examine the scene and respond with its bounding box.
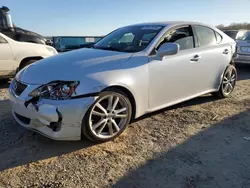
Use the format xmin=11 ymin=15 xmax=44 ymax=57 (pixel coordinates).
xmin=29 ymin=81 xmax=80 ymax=100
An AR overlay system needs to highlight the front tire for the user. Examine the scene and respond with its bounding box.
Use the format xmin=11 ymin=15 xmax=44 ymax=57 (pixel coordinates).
xmin=213 ymin=65 xmax=237 ymax=98
xmin=82 ymin=90 xmax=132 ymax=143
xmin=19 ymin=59 xmax=37 ymax=72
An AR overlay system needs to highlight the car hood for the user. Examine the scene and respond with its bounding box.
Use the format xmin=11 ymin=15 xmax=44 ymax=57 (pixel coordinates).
xmin=16 ymin=48 xmax=133 ymax=84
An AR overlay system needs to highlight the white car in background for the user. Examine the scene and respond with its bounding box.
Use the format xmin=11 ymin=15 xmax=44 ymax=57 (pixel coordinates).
xmin=0 ymin=32 xmax=57 ymax=79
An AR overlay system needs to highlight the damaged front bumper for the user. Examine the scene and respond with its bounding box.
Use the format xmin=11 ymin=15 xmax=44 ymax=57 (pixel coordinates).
xmin=9 ymin=82 xmax=95 ymax=141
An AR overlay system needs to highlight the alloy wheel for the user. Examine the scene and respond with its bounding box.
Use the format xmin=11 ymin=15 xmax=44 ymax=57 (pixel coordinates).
xmin=89 ymin=94 xmax=129 ymax=139
xmin=222 ymin=67 xmax=236 ymax=95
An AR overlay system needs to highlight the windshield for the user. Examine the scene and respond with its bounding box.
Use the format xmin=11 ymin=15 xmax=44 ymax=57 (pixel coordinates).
xmin=94 ymin=25 xmax=164 ymax=53
xmin=53 ymin=37 xmax=102 ymax=51
xmin=240 ymin=31 xmax=250 ymax=41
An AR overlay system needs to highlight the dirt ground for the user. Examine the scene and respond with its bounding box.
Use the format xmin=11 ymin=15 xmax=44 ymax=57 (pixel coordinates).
xmin=0 ymin=65 xmax=250 ymax=188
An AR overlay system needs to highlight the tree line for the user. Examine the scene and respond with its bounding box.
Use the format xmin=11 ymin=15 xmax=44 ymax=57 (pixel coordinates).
xmin=217 ymin=23 xmax=250 ymax=30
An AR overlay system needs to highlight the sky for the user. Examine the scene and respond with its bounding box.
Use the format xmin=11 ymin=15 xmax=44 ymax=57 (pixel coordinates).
xmin=1 ymin=0 xmax=249 ymax=36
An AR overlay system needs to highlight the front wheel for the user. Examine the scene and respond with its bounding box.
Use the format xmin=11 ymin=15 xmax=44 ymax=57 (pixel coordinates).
xmin=82 ymin=90 xmax=132 ymax=143
xmin=213 ymin=65 xmax=237 ymax=98
xmin=19 ymin=59 xmax=37 ymax=72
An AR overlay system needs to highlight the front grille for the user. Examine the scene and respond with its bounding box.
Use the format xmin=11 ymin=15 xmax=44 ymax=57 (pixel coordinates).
xmin=12 ymin=79 xmax=27 ymax=96
xmin=15 ymin=112 xmax=31 ymax=124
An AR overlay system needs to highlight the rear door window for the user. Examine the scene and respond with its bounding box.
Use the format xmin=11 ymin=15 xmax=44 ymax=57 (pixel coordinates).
xmin=194 ymin=25 xmax=217 ymax=47
xmin=158 ymin=26 xmax=195 ymax=51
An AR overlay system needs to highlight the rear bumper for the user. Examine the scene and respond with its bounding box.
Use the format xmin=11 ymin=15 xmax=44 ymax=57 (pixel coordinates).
xmin=235 ymin=54 xmax=250 ymax=64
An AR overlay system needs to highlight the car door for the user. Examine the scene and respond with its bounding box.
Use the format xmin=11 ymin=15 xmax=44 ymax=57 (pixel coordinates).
xmin=193 ymin=25 xmax=231 ymax=91
xmin=149 ymin=25 xmax=204 ymax=109
xmin=0 ymin=34 xmax=14 ymax=76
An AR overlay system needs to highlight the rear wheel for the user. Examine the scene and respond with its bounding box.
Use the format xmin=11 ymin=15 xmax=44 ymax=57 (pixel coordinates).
xmin=213 ymin=65 xmax=237 ymax=98
xmin=82 ymin=90 xmax=132 ymax=143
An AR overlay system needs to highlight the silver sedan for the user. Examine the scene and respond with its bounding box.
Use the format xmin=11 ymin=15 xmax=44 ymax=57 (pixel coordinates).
xmin=9 ymin=21 xmax=237 ymax=142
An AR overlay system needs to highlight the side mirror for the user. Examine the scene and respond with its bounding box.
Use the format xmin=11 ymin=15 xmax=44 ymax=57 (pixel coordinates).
xmin=157 ymin=43 xmax=179 ymax=58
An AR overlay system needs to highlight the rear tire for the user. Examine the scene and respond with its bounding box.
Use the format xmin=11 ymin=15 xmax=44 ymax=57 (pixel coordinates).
xmin=213 ymin=65 xmax=237 ymax=98
xmin=82 ymin=89 xmax=132 ymax=143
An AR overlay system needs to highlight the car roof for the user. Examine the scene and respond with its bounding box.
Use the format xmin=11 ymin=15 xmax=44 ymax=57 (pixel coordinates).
xmin=128 ymin=21 xmax=207 ymax=27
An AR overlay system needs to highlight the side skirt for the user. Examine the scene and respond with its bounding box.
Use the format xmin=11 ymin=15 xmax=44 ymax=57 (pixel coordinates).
xmin=146 ymin=89 xmax=218 ymax=114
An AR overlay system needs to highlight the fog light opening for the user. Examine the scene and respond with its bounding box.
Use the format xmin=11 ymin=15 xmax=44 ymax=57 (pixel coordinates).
xmin=47 ymin=108 xmax=62 ymax=132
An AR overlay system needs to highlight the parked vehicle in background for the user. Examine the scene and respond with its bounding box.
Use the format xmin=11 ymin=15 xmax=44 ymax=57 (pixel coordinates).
xmin=0 ymin=6 xmax=48 ymax=45
xmin=52 ymin=36 xmax=103 ymax=52
xmin=0 ymin=32 xmax=57 ymax=79
xmin=234 ymin=30 xmax=250 ymax=64
xmin=223 ymin=29 xmax=248 ymax=40
xmin=45 ymin=38 xmax=53 ymax=46
xmin=9 ymin=21 xmax=236 ymax=142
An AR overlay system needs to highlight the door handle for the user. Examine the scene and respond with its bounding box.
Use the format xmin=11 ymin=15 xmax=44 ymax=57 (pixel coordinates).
xmin=223 ymin=49 xmax=229 ymax=54
xmin=190 ymin=55 xmax=201 ymax=62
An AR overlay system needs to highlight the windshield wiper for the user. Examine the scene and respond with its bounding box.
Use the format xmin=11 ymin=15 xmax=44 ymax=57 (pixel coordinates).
xmin=93 ymin=46 xmax=121 ymax=52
